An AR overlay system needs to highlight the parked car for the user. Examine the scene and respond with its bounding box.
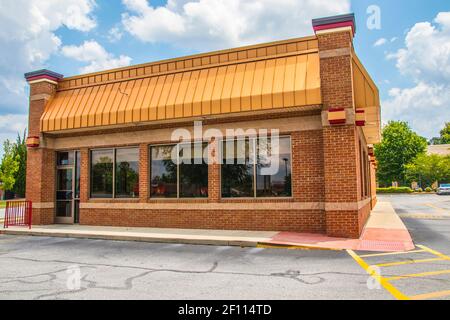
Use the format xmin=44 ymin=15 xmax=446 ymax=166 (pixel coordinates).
xmin=437 ymin=183 xmax=450 ymax=195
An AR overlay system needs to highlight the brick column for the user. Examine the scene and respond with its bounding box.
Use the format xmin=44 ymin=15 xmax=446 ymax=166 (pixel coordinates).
xmin=313 ymin=14 xmax=362 ymax=238
xmin=80 ymin=148 xmax=90 ymax=203
xmin=24 ymin=70 xmax=63 ymax=225
xmin=208 ymin=138 xmax=220 ymax=202
xmin=139 ymin=144 xmax=149 ymax=201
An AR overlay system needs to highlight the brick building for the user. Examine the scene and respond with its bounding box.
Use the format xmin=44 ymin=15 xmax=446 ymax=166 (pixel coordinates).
xmin=24 ymin=14 xmax=380 ymax=238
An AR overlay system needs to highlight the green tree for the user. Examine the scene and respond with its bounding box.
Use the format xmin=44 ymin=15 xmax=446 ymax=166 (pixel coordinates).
xmin=405 ymin=154 xmax=450 ymax=188
xmin=440 ymin=122 xmax=450 ymax=144
xmin=375 ymin=121 xmax=427 ymax=187
xmin=12 ymin=131 xmax=27 ymax=197
xmin=429 ymin=122 xmax=450 ymax=145
xmin=0 ymin=140 xmax=20 ymax=192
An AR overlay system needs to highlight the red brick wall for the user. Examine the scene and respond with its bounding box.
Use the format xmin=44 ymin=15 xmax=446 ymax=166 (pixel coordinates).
xmin=80 ymin=208 xmax=325 ymax=233
xmin=77 ymin=129 xmax=327 ymax=234
xmin=80 ymin=148 xmax=89 ymax=202
xmin=26 ymin=81 xmax=58 ymax=225
xmin=317 ymin=28 xmax=371 ymax=238
xmin=26 ymin=148 xmax=55 ymax=225
xmin=292 ymin=130 xmax=325 ymax=202
xmin=28 ymin=82 xmax=56 ymax=136
xmin=139 ymin=144 xmax=149 ymax=200
xmin=25 ymin=30 xmax=376 ymax=238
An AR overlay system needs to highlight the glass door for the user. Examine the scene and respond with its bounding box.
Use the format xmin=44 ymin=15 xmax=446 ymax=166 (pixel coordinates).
xmin=55 ymin=151 xmax=80 ymax=224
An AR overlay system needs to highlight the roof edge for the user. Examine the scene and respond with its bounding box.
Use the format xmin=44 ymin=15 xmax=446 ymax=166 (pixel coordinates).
xmin=59 ymin=35 xmax=318 ymax=83
xmin=25 ymin=69 xmax=64 ymax=81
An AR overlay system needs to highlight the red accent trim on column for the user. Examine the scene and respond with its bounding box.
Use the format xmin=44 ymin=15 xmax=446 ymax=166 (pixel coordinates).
xmin=313 ymin=21 xmax=355 ymax=35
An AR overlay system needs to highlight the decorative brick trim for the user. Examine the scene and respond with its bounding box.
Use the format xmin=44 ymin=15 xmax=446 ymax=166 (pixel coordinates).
xmin=26 ymin=136 xmax=40 ymax=148
xmin=319 ymin=47 xmax=351 ymax=59
xmin=355 ymin=109 xmax=366 ymax=126
xmin=47 ymin=114 xmax=323 ymax=150
xmin=324 ymin=198 xmax=371 ymax=211
xmin=30 ymin=94 xmax=52 ymax=101
xmin=80 ymin=201 xmax=370 ymax=211
xmin=80 ymin=202 xmax=324 ymax=210
xmin=28 ymin=78 xmax=58 ymax=85
xmin=315 ymin=26 xmax=354 ymax=37
xmin=32 ymin=202 xmax=54 ymax=209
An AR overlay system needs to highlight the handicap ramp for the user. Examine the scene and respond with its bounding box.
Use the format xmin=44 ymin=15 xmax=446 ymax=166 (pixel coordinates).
xmin=262 ymin=202 xmax=415 ymax=252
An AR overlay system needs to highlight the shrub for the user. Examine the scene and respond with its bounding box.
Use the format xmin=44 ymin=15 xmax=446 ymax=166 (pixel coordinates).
xmin=377 ymin=187 xmax=413 ymax=194
xmin=425 ymin=187 xmax=433 ymax=192
xmin=416 ymin=188 xmax=423 ymax=193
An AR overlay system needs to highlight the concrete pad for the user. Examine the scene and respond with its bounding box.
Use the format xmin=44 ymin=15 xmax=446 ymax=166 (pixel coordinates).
xmin=364 ymin=202 xmax=405 ymax=229
xmin=0 ymin=225 xmax=275 ymax=248
xmin=264 ymin=201 xmax=415 ymax=252
xmin=361 ymin=228 xmax=412 ymax=242
xmin=0 ymin=201 xmax=414 ymax=252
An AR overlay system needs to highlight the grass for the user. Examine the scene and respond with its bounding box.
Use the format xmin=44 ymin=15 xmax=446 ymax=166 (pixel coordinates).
xmin=0 ymin=201 xmax=6 ymax=209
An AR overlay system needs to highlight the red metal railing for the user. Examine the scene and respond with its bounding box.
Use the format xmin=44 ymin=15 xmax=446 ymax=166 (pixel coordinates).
xmin=3 ymin=200 xmax=32 ymax=229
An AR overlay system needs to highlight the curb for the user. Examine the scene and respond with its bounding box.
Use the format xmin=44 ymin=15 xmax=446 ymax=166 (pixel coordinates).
xmin=257 ymin=242 xmax=342 ymax=251
xmin=0 ymin=228 xmax=346 ymax=251
xmin=0 ymin=228 xmax=342 ymax=251
xmin=0 ymin=229 xmax=260 ymax=248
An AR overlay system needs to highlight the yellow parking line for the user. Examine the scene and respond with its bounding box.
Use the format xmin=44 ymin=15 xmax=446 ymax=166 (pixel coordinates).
xmin=360 ymin=249 xmax=425 ymax=258
xmin=347 ymin=249 xmax=410 ymax=300
xmin=411 ymin=290 xmax=450 ymax=300
xmin=417 ymin=245 xmax=450 ymax=261
xmin=386 ymin=269 xmax=450 ymax=281
xmin=424 ymin=203 xmax=446 ymax=213
xmin=375 ymin=258 xmax=442 ymax=268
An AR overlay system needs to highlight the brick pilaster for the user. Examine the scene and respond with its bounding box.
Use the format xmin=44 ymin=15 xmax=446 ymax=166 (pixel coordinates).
xmin=139 ymin=144 xmax=149 ymax=201
xmin=208 ymin=138 xmax=220 ymax=202
xmin=80 ymin=148 xmax=90 ymax=203
xmin=314 ymin=15 xmax=363 ymax=238
xmin=24 ymin=70 xmax=63 ymax=225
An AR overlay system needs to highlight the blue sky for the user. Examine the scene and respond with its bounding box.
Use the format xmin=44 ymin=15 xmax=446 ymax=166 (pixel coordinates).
xmin=0 ymin=0 xmax=449 ymax=154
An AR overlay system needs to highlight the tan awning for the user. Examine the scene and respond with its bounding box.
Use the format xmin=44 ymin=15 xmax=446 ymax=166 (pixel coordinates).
xmin=352 ymin=53 xmax=381 ymax=145
xmin=41 ymin=51 xmax=321 ymax=132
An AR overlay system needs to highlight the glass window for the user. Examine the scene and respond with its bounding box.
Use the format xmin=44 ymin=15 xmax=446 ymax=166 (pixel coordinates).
xmin=91 ymin=149 xmax=113 ymax=198
xmin=56 ymin=201 xmax=72 ymax=217
xmin=57 ymin=151 xmax=74 ymax=166
xmin=115 ymin=148 xmax=140 ymax=198
xmin=150 ymin=143 xmax=209 ymax=198
xmin=56 ymin=168 xmax=73 ymax=200
xmin=179 ymin=143 xmax=208 ymax=198
xmin=75 ymin=151 xmax=80 ymax=199
xmin=256 ymin=137 xmax=292 ymax=197
xmin=151 ymin=145 xmax=177 ymax=198
xmin=221 ymin=139 xmax=254 ymax=198
xmin=221 ymin=137 xmax=292 ymax=198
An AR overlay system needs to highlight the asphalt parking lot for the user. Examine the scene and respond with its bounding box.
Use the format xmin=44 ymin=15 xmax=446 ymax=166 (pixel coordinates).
xmin=0 ymin=194 xmax=449 ymax=300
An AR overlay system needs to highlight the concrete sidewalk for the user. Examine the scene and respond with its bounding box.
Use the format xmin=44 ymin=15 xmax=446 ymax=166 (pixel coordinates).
xmin=266 ymin=202 xmax=415 ymax=252
xmin=0 ymin=201 xmax=414 ymax=252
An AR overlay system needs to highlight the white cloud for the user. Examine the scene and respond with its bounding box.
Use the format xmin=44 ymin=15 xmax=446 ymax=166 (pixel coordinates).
xmin=121 ymin=0 xmax=351 ymax=50
xmin=382 ymin=82 xmax=450 ymax=138
xmin=62 ymin=40 xmax=132 ymax=73
xmin=374 ymin=38 xmax=387 ymax=47
xmin=0 ymin=0 xmax=97 ymax=149
xmin=0 ymin=114 xmax=28 ymax=158
xmin=383 ymin=12 xmax=450 ymax=138
xmin=390 ymin=37 xmax=398 ymax=43
xmin=108 ymin=27 xmax=124 ymax=43
xmin=388 ymin=13 xmax=450 ymax=83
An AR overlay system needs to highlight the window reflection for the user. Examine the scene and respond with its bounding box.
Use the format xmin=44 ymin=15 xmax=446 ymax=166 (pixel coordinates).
xmin=116 ymin=148 xmax=139 ymax=198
